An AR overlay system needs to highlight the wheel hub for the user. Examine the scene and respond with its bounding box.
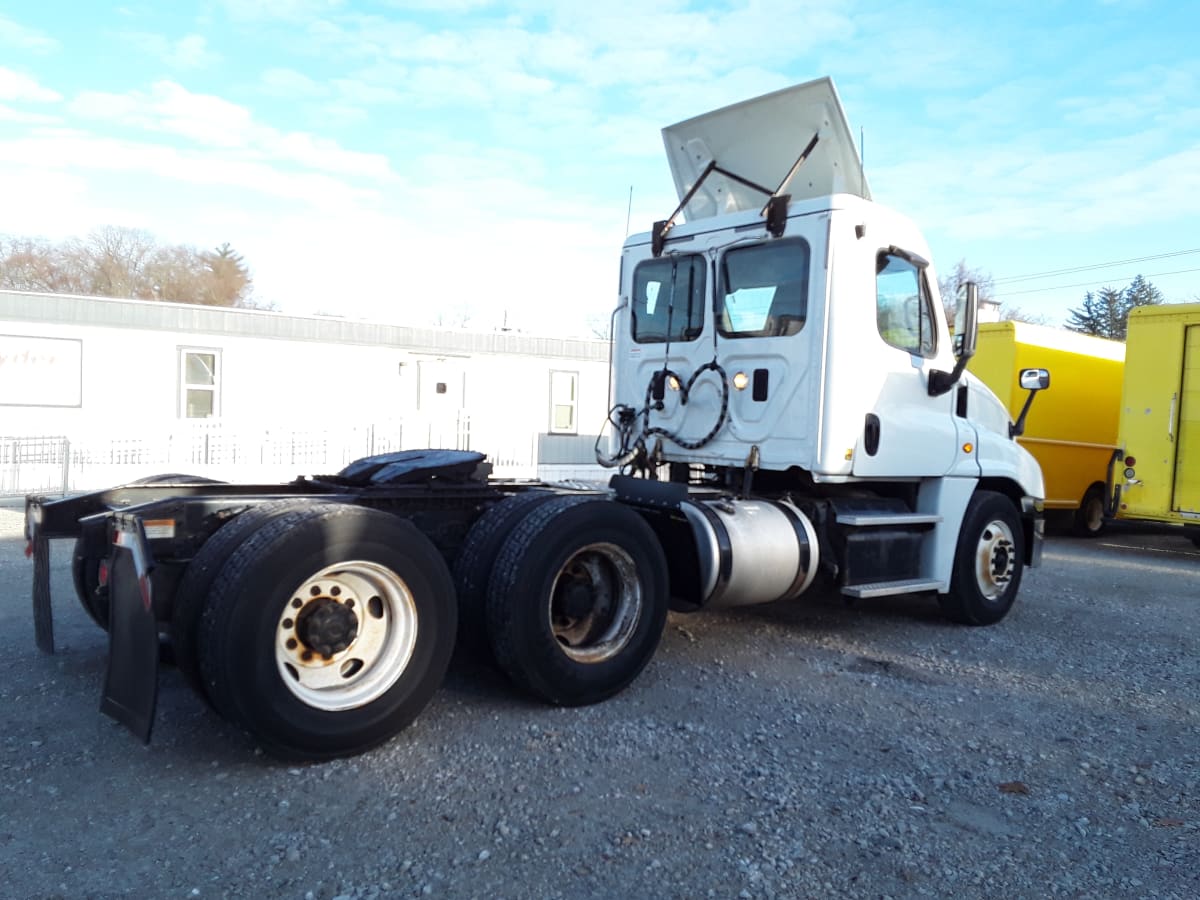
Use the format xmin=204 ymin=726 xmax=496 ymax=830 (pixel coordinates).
xmin=558 ymin=576 xmax=599 ymax=621
xmin=548 ymin=543 xmax=641 ymax=664
xmin=977 ymin=523 xmax=1016 ymax=599
xmin=295 ymin=597 xmax=359 ymax=658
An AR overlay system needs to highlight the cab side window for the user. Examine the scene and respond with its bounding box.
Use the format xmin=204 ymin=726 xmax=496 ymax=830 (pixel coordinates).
xmin=876 ymin=252 xmax=936 ymax=357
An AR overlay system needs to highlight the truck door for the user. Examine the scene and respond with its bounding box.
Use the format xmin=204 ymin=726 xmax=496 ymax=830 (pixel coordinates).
xmin=851 ymin=249 xmax=961 ymax=477
xmin=1172 ymin=325 xmax=1200 ymax=515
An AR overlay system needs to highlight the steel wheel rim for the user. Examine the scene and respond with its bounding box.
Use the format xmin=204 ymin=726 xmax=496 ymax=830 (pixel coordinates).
xmin=1083 ymin=498 xmax=1103 ymax=532
xmin=275 ymin=560 xmax=418 ymax=711
xmin=974 ymin=519 xmax=1017 ymax=601
xmin=548 ymin=542 xmax=642 ymax=664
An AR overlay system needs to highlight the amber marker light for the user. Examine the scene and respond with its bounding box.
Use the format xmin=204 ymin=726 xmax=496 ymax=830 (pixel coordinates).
xmin=962 ymin=443 xmax=974 ymax=454
xmin=732 ymin=371 xmax=749 ymax=391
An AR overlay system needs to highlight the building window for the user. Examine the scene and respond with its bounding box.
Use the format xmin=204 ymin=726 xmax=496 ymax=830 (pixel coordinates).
xmin=876 ymin=252 xmax=937 ymax=358
xmin=180 ymin=348 xmax=220 ymax=418
xmin=549 ymin=370 xmax=578 ymax=434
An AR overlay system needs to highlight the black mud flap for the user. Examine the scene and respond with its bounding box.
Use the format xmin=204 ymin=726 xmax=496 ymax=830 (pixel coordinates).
xmin=100 ymin=517 xmax=160 ymax=743
xmin=29 ymin=528 xmax=54 ymax=654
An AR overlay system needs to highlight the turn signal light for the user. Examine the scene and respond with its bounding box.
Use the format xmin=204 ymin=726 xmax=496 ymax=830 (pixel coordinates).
xmin=732 ymin=371 xmax=749 ymax=391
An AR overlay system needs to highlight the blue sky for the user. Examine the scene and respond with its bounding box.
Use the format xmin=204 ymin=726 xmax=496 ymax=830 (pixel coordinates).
xmin=1 ymin=1 xmax=1197 ymax=336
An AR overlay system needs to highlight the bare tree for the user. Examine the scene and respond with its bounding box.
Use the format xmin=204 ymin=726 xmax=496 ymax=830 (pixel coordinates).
xmin=937 ymin=258 xmax=996 ymax=323
xmin=0 ymin=236 xmax=88 ymax=294
xmin=0 ymin=228 xmax=257 ymax=308
xmin=998 ymin=305 xmax=1050 ymax=326
xmin=84 ymin=226 xmax=156 ymax=298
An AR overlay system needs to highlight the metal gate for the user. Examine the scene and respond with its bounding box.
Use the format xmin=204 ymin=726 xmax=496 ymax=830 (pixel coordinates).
xmin=0 ymin=436 xmax=71 ymax=497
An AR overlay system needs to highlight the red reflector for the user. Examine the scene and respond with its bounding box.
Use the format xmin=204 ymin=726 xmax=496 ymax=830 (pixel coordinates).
xmin=98 ymin=560 xmax=109 ymax=587
xmin=1124 ymin=455 xmax=1136 ymax=466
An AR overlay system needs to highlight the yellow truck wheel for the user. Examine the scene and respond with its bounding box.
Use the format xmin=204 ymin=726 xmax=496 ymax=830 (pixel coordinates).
xmin=1071 ymin=484 xmax=1107 ymax=537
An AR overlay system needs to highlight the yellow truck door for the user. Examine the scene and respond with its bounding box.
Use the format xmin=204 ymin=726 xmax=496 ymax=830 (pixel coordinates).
xmin=1173 ymin=325 xmax=1200 ymax=515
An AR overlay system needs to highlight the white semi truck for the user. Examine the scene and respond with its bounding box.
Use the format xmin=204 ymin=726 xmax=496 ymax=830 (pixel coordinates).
xmin=25 ymin=78 xmax=1048 ymax=761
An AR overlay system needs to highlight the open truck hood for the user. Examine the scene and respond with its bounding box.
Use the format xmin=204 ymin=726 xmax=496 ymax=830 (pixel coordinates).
xmin=662 ymin=76 xmax=870 ymax=222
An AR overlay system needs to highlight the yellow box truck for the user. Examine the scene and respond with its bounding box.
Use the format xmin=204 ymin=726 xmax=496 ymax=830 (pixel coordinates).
xmin=969 ymin=321 xmax=1125 ymax=535
xmin=1112 ymin=302 xmax=1200 ymax=546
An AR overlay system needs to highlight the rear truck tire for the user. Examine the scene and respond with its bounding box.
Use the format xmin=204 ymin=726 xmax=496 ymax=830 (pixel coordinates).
xmin=71 ymin=473 xmax=226 ymax=632
xmin=71 ymin=544 xmax=106 ymax=630
xmin=1071 ymin=484 xmax=1107 ymax=537
xmin=171 ymin=499 xmax=319 ymax=698
xmin=484 ymin=496 xmax=669 ymax=706
xmin=452 ymin=490 xmax=554 ymax=660
xmin=196 ymin=504 xmax=456 ymax=761
xmin=940 ymin=491 xmax=1025 ymax=626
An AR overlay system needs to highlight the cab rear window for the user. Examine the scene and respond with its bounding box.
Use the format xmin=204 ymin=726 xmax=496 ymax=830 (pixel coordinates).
xmin=631 ymin=256 xmax=706 ymax=344
xmin=717 ymin=239 xmax=809 ymax=338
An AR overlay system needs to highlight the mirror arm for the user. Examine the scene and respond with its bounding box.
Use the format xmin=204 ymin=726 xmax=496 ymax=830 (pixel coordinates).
xmin=928 ymin=350 xmax=972 ymax=397
xmin=1010 ymin=388 xmax=1039 ymax=438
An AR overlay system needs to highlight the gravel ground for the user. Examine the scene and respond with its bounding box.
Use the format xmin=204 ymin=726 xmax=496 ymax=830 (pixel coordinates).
xmin=0 ymin=506 xmax=1197 ymax=899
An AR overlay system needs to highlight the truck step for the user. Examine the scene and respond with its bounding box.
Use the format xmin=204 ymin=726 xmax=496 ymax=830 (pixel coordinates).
xmin=842 ymin=578 xmax=943 ymax=599
xmin=836 ymin=512 xmax=942 ymax=526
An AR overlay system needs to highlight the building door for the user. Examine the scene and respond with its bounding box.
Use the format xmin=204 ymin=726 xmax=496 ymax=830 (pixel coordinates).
xmin=1172 ymin=325 xmax=1200 ymax=514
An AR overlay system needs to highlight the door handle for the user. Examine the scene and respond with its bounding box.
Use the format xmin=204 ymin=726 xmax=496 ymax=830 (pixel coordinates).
xmin=1169 ymin=392 xmax=1177 ymax=443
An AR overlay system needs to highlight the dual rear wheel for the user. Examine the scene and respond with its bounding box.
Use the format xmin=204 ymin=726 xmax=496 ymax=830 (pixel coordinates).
xmin=181 ymin=502 xmax=456 ymax=760
xmin=172 ymin=493 xmax=669 ymax=758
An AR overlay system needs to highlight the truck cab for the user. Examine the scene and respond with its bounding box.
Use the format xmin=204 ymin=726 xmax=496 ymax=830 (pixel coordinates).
xmin=605 ymin=77 xmax=1045 ymax=619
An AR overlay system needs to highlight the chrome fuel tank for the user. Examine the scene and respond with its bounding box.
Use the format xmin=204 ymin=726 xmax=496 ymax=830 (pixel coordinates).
xmin=679 ymin=498 xmax=819 ymax=608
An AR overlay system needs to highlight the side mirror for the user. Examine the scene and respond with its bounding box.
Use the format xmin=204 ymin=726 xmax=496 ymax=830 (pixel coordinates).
xmin=1011 ymin=367 xmax=1050 ymax=438
xmin=1019 ymin=368 xmax=1050 ymax=391
xmin=953 ymin=282 xmax=978 ymax=361
xmin=928 ymin=280 xmax=979 ymax=397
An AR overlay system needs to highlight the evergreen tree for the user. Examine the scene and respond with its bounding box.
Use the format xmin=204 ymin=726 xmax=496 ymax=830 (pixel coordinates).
xmin=1065 ymin=275 xmax=1163 ymax=340
xmin=1123 ymin=273 xmax=1164 ymax=308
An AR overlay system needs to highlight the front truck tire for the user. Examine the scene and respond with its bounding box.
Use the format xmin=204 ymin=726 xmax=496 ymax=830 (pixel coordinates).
xmin=940 ymin=490 xmax=1026 ymax=626
xmin=1071 ymin=483 xmax=1107 ymax=537
xmin=484 ymin=496 xmax=669 ymax=706
xmin=196 ymin=504 xmax=456 ymax=761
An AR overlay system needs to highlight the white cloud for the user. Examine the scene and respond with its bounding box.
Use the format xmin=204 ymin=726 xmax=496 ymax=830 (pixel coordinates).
xmin=261 ymin=67 xmax=330 ymax=97
xmin=0 ymin=67 xmax=62 ymax=103
xmin=219 ymin=0 xmax=346 ymax=22
xmin=117 ymin=32 xmax=220 ymax=68
xmin=66 ymin=81 xmax=397 ymax=179
xmin=0 ymin=103 xmax=59 ymax=125
xmin=176 ymin=35 xmax=215 ymax=68
xmin=0 ymin=128 xmax=389 ymax=214
xmin=0 ymin=15 xmax=59 ymax=53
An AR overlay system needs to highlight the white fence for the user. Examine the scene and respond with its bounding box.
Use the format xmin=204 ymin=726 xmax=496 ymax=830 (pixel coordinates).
xmin=2 ymin=414 xmax=608 ymax=497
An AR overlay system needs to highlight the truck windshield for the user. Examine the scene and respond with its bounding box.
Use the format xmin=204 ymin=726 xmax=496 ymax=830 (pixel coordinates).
xmin=718 ymin=239 xmax=809 ymax=338
xmin=631 ymin=255 xmax=706 ymax=344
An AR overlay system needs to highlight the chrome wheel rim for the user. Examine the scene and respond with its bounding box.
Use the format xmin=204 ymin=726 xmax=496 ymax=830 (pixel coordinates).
xmin=974 ymin=519 xmax=1017 ymax=601
xmin=275 ymin=560 xmax=418 ymax=711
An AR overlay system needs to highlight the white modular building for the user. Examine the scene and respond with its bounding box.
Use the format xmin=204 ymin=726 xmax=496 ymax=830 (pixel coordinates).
xmin=0 ymin=290 xmax=613 ymax=494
